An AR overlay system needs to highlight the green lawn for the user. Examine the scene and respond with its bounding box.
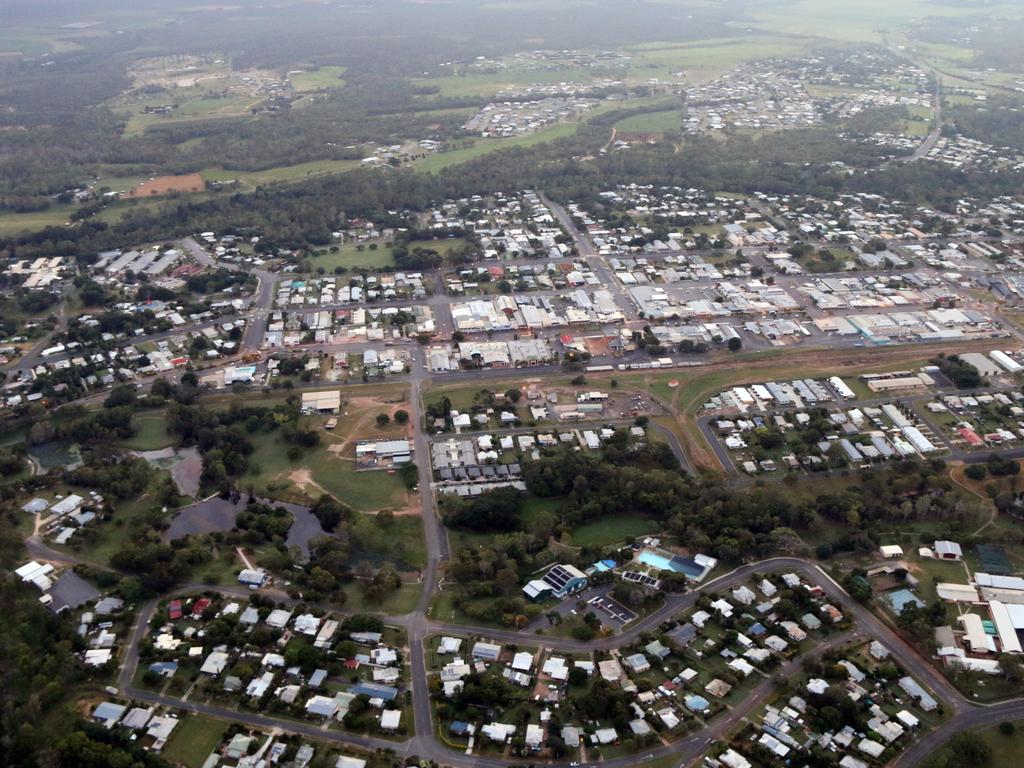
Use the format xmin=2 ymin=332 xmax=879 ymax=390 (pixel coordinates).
xmin=614 ymin=109 xmax=681 ymax=133
xmin=416 ymin=123 xmax=579 ymax=173
xmin=0 ymin=206 xmax=74 ymax=236
xmin=246 ymin=434 xmax=411 ymax=512
xmin=121 ymin=414 xmax=174 ymax=451
xmin=413 ymin=66 xmax=592 ymax=98
xmin=289 ymin=65 xmax=347 ymax=91
xmin=309 ymin=242 xmax=395 ymax=271
xmin=161 ymin=715 xmax=227 ymax=768
xmin=571 ymin=515 xmax=659 ymax=547
xmin=341 ymin=581 xmax=420 ymax=615
xmin=200 ymin=159 xmax=362 ymax=189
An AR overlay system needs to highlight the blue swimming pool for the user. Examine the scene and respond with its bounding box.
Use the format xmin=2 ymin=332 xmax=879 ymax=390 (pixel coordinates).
xmin=637 ymin=549 xmax=704 ymax=578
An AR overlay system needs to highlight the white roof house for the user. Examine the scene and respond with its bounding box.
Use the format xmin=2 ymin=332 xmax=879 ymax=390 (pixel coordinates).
xmin=511 ymin=651 xmax=533 ymax=672
xmin=200 ymin=650 xmax=230 ymax=676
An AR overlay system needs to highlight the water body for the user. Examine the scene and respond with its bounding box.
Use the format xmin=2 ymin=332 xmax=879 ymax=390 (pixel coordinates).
xmin=29 ymin=441 xmax=82 ymax=474
xmin=166 ymin=495 xmax=325 ymax=560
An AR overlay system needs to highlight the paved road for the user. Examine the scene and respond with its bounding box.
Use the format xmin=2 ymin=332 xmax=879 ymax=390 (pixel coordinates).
xmin=25 ymin=233 xmax=1024 ymax=767
xmin=910 ymin=73 xmax=943 ymax=162
xmin=111 ymin=556 xmax=983 ymax=768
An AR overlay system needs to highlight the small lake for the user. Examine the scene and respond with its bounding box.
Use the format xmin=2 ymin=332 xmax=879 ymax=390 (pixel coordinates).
xmin=29 ymin=441 xmax=82 ymax=473
xmin=166 ymin=495 xmax=325 ymax=561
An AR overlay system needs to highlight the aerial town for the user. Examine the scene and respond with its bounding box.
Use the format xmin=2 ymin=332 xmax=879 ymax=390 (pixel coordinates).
xmin=5 ymin=2 xmax=1024 ymax=768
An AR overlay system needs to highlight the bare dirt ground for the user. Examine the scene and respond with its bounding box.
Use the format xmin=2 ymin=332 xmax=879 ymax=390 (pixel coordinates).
xmin=287 ymin=468 xmax=331 ymax=498
xmin=128 ymin=172 xmax=205 ymax=198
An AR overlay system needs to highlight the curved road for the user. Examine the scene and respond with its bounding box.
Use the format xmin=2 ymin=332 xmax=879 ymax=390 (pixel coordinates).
xmin=108 ymin=555 xmax=1015 ymax=768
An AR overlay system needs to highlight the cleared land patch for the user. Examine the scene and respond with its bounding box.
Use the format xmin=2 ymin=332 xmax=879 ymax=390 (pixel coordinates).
xmin=127 ymin=172 xmax=206 ymax=198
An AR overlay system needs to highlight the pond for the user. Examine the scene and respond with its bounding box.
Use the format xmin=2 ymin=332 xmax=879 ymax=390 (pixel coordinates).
xmin=166 ymin=495 xmax=325 ymax=561
xmin=29 ymin=441 xmax=82 ymax=473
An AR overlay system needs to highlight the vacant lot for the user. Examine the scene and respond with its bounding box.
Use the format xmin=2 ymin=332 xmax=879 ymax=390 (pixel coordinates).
xmin=614 ymin=109 xmax=681 ymax=134
xmin=127 ymin=172 xmax=205 ymax=197
xmin=161 ymin=716 xmax=227 ymax=768
xmin=201 ymin=159 xmax=362 ymax=189
xmin=571 ymin=515 xmax=659 ymax=547
xmin=416 ymin=123 xmax=579 ymax=173
xmin=311 ymin=236 xmax=467 ymax=272
xmin=310 ymin=242 xmax=396 ymax=271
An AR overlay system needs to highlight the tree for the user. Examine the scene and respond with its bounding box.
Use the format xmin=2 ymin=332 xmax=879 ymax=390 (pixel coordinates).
xmin=964 ymin=464 xmax=987 ymax=481
xmin=998 ymin=652 xmax=1024 ymax=683
xmin=393 ymin=409 xmax=409 ymax=424
xmin=727 ymin=336 xmax=742 ymax=352
xmin=376 ymin=413 xmax=390 ymax=426
xmin=495 ymin=567 xmax=518 ymax=597
xmin=398 ymin=462 xmax=418 ymax=489
xmin=504 ymin=387 xmax=521 ymax=403
xmin=946 ymin=732 xmax=992 ymax=767
xmin=104 ymin=384 xmax=137 ymax=408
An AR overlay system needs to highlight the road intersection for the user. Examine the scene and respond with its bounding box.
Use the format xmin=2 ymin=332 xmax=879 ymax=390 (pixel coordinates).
xmin=14 ymin=206 xmax=1024 ymax=767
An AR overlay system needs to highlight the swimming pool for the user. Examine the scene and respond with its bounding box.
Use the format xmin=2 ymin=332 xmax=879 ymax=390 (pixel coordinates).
xmin=637 ymin=549 xmax=705 ymax=578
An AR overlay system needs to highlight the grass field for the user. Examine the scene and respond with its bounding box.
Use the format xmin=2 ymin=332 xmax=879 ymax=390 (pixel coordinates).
xmin=161 ymin=716 xmax=227 ymax=768
xmin=413 ymin=66 xmax=595 ymax=98
xmin=746 ymin=0 xmax=985 ymax=44
xmin=925 ymin=720 xmax=1024 ymax=764
xmin=342 ymin=581 xmax=420 ymax=615
xmin=614 ymin=109 xmax=681 ymax=134
xmin=0 ymin=206 xmax=74 ymax=236
xmin=625 ymin=37 xmax=810 ymax=81
xmin=570 ymin=515 xmax=659 ymax=547
xmin=200 ymin=159 xmax=362 ymax=189
xmin=121 ymin=414 xmax=174 ymax=451
xmin=246 ymin=433 xmax=411 ymax=512
xmin=416 ymin=123 xmax=579 ymax=173
xmin=244 ymin=395 xmax=414 ymax=512
xmin=310 ymin=242 xmax=396 ymax=271
xmin=120 ymin=93 xmax=259 ymax=137
xmin=309 ymin=236 xmax=466 ymax=272
xmin=288 ymin=65 xmax=347 ymax=91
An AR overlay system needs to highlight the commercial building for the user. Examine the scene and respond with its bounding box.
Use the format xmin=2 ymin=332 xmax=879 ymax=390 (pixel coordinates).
xmin=301 ymin=390 xmax=342 ymax=414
